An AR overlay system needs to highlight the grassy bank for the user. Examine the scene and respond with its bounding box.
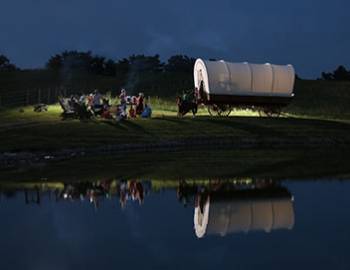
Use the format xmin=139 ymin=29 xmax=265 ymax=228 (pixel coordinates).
xmin=0 ymin=78 xmax=350 ymax=153
xmin=1 ymin=103 xmax=350 ymax=153
xmin=286 ymin=79 xmax=350 ymax=119
xmin=1 ymin=149 xmax=349 ymax=182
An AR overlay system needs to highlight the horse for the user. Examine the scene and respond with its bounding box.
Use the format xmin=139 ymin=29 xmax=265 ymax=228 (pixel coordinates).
xmin=176 ymin=96 xmax=198 ymax=117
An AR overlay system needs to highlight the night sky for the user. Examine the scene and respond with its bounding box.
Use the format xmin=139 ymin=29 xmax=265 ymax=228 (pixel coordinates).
xmin=0 ymin=0 xmax=349 ymax=78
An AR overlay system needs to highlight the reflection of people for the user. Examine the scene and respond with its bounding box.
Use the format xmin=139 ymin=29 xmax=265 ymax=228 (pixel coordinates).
xmin=129 ymin=180 xmax=144 ymax=205
xmin=177 ymin=180 xmax=196 ymax=207
xmin=24 ymin=187 xmax=41 ymax=205
xmin=116 ymin=180 xmax=145 ymax=208
xmin=136 ymin=182 xmax=144 ymax=204
xmin=119 ymin=180 xmax=128 ymax=209
xmin=88 ymin=190 xmax=99 ymax=209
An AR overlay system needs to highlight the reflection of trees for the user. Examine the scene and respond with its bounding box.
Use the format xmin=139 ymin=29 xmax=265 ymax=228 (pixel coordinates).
xmin=24 ymin=187 xmax=40 ymax=205
xmin=2 ymin=190 xmax=16 ymax=199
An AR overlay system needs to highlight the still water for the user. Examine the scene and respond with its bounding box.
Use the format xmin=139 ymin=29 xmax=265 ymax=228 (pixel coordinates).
xmin=0 ymin=178 xmax=349 ymax=270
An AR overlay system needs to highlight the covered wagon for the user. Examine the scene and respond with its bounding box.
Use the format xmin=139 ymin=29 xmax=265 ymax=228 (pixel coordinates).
xmin=194 ymin=187 xmax=295 ymax=238
xmin=193 ymin=59 xmax=295 ymax=116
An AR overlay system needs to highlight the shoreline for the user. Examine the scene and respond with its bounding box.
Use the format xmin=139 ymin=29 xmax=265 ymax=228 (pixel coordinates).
xmin=1 ymin=136 xmax=349 ymax=170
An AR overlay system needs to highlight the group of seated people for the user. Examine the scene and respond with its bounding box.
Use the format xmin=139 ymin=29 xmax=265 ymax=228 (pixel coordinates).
xmin=64 ymin=89 xmax=152 ymax=121
xmin=118 ymin=89 xmax=152 ymax=120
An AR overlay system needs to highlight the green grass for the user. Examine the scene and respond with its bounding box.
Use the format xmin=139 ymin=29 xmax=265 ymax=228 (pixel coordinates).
xmin=286 ymin=79 xmax=350 ymax=120
xmin=1 ymin=78 xmax=350 ymax=153
xmin=1 ymin=149 xmax=349 ymax=182
xmin=2 ymin=70 xmax=350 ymax=120
xmin=0 ymin=101 xmax=350 ymax=152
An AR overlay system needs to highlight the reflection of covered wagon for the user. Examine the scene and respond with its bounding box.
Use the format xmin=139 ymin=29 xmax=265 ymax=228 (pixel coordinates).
xmin=194 ymin=190 xmax=295 ymax=238
xmin=193 ymin=59 xmax=295 ymax=116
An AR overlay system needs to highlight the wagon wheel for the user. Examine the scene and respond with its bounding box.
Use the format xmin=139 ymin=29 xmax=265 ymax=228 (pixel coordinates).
xmin=259 ymin=107 xmax=282 ymax=118
xmin=208 ymin=105 xmax=232 ymax=117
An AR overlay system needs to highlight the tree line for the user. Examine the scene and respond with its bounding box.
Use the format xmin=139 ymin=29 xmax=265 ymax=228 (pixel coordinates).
xmin=1 ymin=51 xmax=350 ymax=100
xmin=3 ymin=51 xmax=350 ymax=82
xmin=0 ymin=55 xmax=18 ymax=71
xmin=320 ymin=65 xmax=350 ymax=81
xmin=0 ymin=51 xmax=197 ymax=97
xmin=46 ymin=51 xmax=196 ymax=77
xmin=1 ymin=51 xmax=196 ymax=74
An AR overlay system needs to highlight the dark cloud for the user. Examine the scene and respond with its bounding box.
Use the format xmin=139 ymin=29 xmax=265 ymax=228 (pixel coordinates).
xmin=0 ymin=0 xmax=349 ymax=77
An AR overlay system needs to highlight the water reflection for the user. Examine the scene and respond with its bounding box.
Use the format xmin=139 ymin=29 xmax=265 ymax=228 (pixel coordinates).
xmin=0 ymin=180 xmax=151 ymax=208
xmin=192 ymin=185 xmax=294 ymax=238
xmin=0 ymin=178 xmax=294 ymax=237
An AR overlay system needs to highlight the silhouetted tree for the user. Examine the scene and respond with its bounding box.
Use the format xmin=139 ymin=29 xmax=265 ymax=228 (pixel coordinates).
xmin=321 ymin=72 xmax=333 ymax=81
xmin=0 ymin=55 xmax=18 ymax=71
xmin=90 ymin=55 xmax=106 ymax=74
xmin=115 ymin=58 xmax=129 ymax=75
xmin=104 ymin=59 xmax=117 ymax=76
xmin=333 ymin=65 xmax=350 ymax=81
xmin=46 ymin=54 xmax=63 ymax=70
xmin=321 ymin=65 xmax=350 ymax=81
xmin=41 ymin=51 xmax=199 ymax=95
xmin=165 ymin=55 xmax=196 ymax=73
xmin=46 ymin=50 xmax=116 ymax=76
xmin=115 ymin=58 xmax=130 ymax=86
xmin=128 ymin=54 xmax=163 ymax=72
xmin=114 ymin=55 xmax=164 ymax=92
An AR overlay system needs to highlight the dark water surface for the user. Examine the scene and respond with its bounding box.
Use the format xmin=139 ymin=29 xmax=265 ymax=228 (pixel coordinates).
xmin=0 ymin=178 xmax=349 ymax=270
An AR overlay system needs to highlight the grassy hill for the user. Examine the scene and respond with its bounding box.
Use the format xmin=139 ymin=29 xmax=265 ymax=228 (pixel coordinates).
xmin=286 ymin=79 xmax=350 ymax=119
xmin=1 ymin=103 xmax=350 ymax=154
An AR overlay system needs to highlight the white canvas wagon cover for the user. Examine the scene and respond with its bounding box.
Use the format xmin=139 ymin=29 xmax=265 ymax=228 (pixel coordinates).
xmin=194 ymin=59 xmax=295 ymax=98
xmin=194 ymin=197 xmax=294 ymax=238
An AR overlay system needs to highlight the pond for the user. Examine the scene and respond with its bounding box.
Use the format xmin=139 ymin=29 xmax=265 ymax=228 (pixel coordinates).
xmin=0 ymin=177 xmax=349 ymax=269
